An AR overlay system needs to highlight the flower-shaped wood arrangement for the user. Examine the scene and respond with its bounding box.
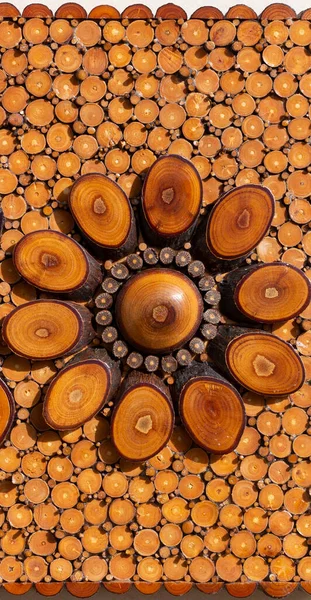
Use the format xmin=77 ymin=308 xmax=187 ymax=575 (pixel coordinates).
xmin=0 ymin=7 xmax=310 ymax=597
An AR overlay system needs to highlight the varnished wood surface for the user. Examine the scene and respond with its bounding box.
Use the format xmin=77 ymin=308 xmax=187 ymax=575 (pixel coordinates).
xmin=0 ymin=9 xmax=309 ymax=594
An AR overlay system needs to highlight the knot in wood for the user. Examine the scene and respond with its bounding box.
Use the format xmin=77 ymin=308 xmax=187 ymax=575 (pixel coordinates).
xmin=265 ymin=287 xmax=279 ymax=298
xmin=93 ymin=197 xmax=107 ymax=215
xmin=69 ymin=389 xmax=83 ymax=403
xmin=135 ymin=415 xmax=153 ymax=434
xmin=237 ymin=208 xmax=250 ymax=229
xmin=35 ymin=328 xmax=49 ymax=338
xmin=253 ymin=354 xmax=276 ymax=377
xmin=161 ymin=188 xmax=174 ymax=205
xmin=41 ymin=253 xmax=59 ymax=268
xmin=152 ymin=304 xmax=169 ymax=323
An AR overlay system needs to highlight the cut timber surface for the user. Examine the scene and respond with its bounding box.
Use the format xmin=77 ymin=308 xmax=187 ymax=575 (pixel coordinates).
xmin=13 ymin=230 xmax=102 ymax=301
xmin=193 ymin=185 xmax=274 ymax=272
xmin=175 ymin=363 xmax=245 ymax=454
xmin=209 ymin=326 xmax=305 ymax=396
xmin=2 ymin=300 xmax=95 ymax=360
xmin=0 ymin=379 xmax=14 ymax=446
xmin=43 ymin=349 xmax=121 ymax=430
xmin=0 ymin=10 xmax=310 ymax=589
xmin=220 ymin=263 xmax=311 ymax=323
xmin=115 ymin=268 xmax=203 ymax=353
xmin=69 ymin=173 xmax=136 ymax=259
xmin=111 ymin=371 xmax=174 ymax=461
xmin=141 ymin=154 xmax=202 ymax=248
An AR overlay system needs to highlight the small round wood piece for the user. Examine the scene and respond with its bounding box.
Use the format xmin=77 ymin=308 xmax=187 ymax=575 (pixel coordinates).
xmin=13 ymin=230 xmax=102 ymax=301
xmin=43 ymin=350 xmax=120 ymax=430
xmin=115 ymin=268 xmax=203 ymax=354
xmin=221 ymin=263 xmax=311 ymax=323
xmin=2 ymin=300 xmax=94 ymax=360
xmin=226 ymin=331 xmax=305 ymax=396
xmin=177 ymin=364 xmax=245 ymax=455
xmin=111 ymin=372 xmax=174 ymax=461
xmin=141 ymin=155 xmax=202 ymax=248
xmin=0 ymin=380 xmax=14 ymax=447
xmin=69 ymin=174 xmax=136 ymax=259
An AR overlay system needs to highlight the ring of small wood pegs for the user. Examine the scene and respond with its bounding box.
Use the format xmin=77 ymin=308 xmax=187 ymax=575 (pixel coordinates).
xmin=100 ymin=244 xmax=219 ymax=370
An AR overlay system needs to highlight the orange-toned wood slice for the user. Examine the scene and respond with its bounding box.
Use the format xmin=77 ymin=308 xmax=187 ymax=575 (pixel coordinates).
xmin=209 ymin=326 xmax=305 ymax=396
xmin=0 ymin=379 xmax=14 ymax=447
xmin=193 ymin=185 xmax=274 ymax=272
xmin=3 ymin=584 xmax=33 ymax=595
xmin=261 ymin=4 xmax=296 ymax=19
xmin=115 ymin=268 xmax=203 ymax=354
xmin=156 ymin=3 xmax=187 ymax=19
xmin=44 ymin=349 xmax=120 ymax=430
xmin=88 ymin=5 xmax=120 ymax=17
xmin=122 ymin=4 xmax=153 ymax=18
xmin=141 ymin=155 xmax=202 ymax=249
xmin=13 ymin=230 xmax=102 ymax=301
xmin=226 ymin=583 xmax=257 ymax=597
xmin=191 ymin=7 xmax=224 ymax=18
xmin=176 ymin=363 xmax=245 ymax=454
xmin=35 ymin=584 xmax=63 ymax=596
xmin=226 ymin=5 xmax=257 ymax=18
xmin=69 ymin=174 xmax=136 ymax=259
xmin=260 ymin=583 xmax=298 ymax=598
xmin=55 ymin=3 xmax=87 ymax=17
xmin=111 ymin=372 xmax=174 ymax=461
xmin=22 ymin=4 xmax=52 ymax=16
xmin=65 ymin=583 xmax=99 ymax=597
xmin=2 ymin=300 xmax=95 ymax=360
xmin=0 ymin=3 xmax=20 ymax=16
xmin=220 ymin=263 xmax=311 ymax=323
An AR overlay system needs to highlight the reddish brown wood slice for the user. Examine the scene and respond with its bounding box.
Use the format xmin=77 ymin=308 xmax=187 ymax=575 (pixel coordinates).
xmin=22 ymin=4 xmax=52 ymax=16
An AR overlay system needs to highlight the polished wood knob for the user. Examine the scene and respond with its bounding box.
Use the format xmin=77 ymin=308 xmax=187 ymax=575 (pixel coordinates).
xmin=115 ymin=268 xmax=203 ymax=353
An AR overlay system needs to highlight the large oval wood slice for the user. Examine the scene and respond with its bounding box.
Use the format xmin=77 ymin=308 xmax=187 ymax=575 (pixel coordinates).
xmin=44 ymin=349 xmax=121 ymax=430
xmin=0 ymin=379 xmax=14 ymax=446
xmin=208 ymin=185 xmax=274 ymax=259
xmin=220 ymin=263 xmax=311 ymax=323
xmin=176 ymin=364 xmax=245 ymax=455
xmin=115 ymin=268 xmax=203 ymax=354
xmin=111 ymin=372 xmax=174 ymax=461
xmin=2 ymin=300 xmax=95 ymax=360
xmin=208 ymin=326 xmax=305 ymax=396
xmin=141 ymin=155 xmax=202 ymax=248
xmin=13 ymin=230 xmax=102 ymax=301
xmin=193 ymin=185 xmax=274 ymax=272
xmin=69 ymin=174 xmax=136 ymax=259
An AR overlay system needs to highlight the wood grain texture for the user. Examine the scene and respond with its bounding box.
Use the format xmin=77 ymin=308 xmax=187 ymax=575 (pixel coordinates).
xmin=0 ymin=10 xmax=309 ymax=594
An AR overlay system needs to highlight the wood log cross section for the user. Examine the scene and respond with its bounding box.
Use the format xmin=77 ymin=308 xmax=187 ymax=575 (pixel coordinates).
xmin=0 ymin=8 xmax=309 ymax=591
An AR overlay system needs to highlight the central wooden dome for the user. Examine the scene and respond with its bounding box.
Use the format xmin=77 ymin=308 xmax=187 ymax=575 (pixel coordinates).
xmin=115 ymin=268 xmax=203 ymax=354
